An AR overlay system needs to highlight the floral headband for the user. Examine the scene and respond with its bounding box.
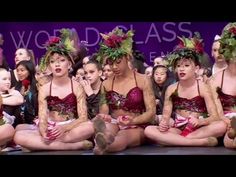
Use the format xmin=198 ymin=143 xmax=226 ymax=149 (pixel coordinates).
xmin=96 ymin=27 xmax=134 ymax=64
xmin=219 ymin=22 xmax=236 ymax=61
xmin=39 ymin=28 xmax=76 ymax=71
xmin=167 ymin=32 xmax=204 ymax=67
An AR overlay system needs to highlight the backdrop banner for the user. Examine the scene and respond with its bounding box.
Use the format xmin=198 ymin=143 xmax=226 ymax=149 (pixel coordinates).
xmin=0 ymin=22 xmax=228 ymax=68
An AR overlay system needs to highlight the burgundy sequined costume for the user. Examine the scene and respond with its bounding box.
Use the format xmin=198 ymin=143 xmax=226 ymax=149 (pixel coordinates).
xmin=33 ymin=80 xmax=78 ymax=140
xmin=170 ymin=81 xmax=208 ymax=136
xmin=34 ymin=80 xmax=77 ymax=127
xmin=105 ymin=72 xmax=147 ymax=129
xmin=46 ymin=79 xmax=78 ymax=120
xmin=216 ymin=69 xmax=236 ymax=113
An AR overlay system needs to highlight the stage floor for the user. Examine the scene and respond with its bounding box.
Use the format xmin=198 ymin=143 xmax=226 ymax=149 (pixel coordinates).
xmin=2 ymin=145 xmax=236 ymax=155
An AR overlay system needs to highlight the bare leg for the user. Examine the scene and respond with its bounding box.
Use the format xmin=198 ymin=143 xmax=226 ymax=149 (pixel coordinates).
xmin=186 ymin=121 xmax=226 ymax=139
xmin=144 ymin=126 xmax=218 ymax=146
xmin=15 ymin=124 xmax=36 ymax=131
xmin=60 ymin=121 xmax=94 ymax=143
xmin=93 ymin=116 xmax=119 ymax=135
xmin=0 ymin=124 xmax=15 ymax=147
xmin=14 ymin=129 xmax=93 ymax=151
xmin=106 ymin=128 xmax=145 ymax=152
xmin=94 ymin=127 xmax=145 ymax=154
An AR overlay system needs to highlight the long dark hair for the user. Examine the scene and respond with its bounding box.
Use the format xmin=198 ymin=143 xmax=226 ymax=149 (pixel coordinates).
xmin=15 ymin=60 xmax=36 ymax=85
xmin=15 ymin=60 xmax=38 ymax=124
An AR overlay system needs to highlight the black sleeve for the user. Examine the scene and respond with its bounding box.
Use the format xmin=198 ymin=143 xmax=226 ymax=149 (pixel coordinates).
xmin=86 ymin=93 xmax=100 ymax=119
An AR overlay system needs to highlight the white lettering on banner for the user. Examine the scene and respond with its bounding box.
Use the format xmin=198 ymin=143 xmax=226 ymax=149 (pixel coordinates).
xmin=144 ymin=22 xmax=192 ymax=44
xmin=53 ymin=29 xmax=61 ymax=37
xmin=7 ymin=22 xmax=192 ymax=64
xmin=145 ymin=23 xmax=162 ymax=43
xmin=129 ymin=24 xmax=144 ymax=44
xmin=10 ymin=31 xmax=33 ymax=48
xmin=149 ymin=51 xmax=172 ymax=62
xmin=85 ymin=27 xmax=100 ymax=47
xmin=150 ymin=52 xmax=157 ymax=62
xmin=35 ymin=30 xmax=50 ymax=49
xmin=179 ymin=22 xmax=192 ymax=38
xmin=162 ymin=22 xmax=176 ymax=42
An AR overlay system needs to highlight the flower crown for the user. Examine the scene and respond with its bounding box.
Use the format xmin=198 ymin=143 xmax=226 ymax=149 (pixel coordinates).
xmin=96 ymin=27 xmax=134 ymax=64
xmin=39 ymin=28 xmax=76 ymax=71
xmin=167 ymin=32 xmax=204 ymax=67
xmin=219 ymin=22 xmax=236 ymax=61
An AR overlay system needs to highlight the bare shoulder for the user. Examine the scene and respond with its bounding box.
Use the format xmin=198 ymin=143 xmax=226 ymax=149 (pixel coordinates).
xmin=166 ymin=82 xmax=178 ymax=93
xmin=102 ymin=77 xmax=113 ymax=91
xmin=210 ymin=70 xmax=223 ymax=86
xmin=135 ymin=72 xmax=150 ymax=88
xmin=39 ymin=81 xmax=50 ymax=97
xmin=198 ymin=80 xmax=212 ymax=97
xmin=198 ymin=80 xmax=208 ymax=89
xmin=135 ymin=72 xmax=146 ymax=80
xmin=72 ymin=79 xmax=84 ymax=95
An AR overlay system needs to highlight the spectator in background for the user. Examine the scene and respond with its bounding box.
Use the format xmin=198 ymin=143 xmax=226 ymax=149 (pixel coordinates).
xmin=14 ymin=60 xmax=38 ymax=126
xmin=67 ymin=28 xmax=89 ymax=76
xmin=144 ymin=66 xmax=153 ymax=77
xmin=0 ymin=33 xmax=10 ymax=70
xmin=129 ymin=49 xmax=146 ymax=74
xmin=211 ymin=35 xmax=228 ymax=75
xmin=11 ymin=48 xmax=35 ymax=88
xmin=151 ymin=65 xmax=176 ymax=122
xmin=0 ymin=68 xmax=24 ymax=151
xmin=102 ymin=63 xmax=114 ymax=81
xmin=35 ymin=65 xmax=52 ymax=89
xmin=75 ymin=67 xmax=85 ymax=82
xmin=81 ymin=57 xmax=103 ymax=120
xmin=153 ymin=56 xmax=166 ymax=66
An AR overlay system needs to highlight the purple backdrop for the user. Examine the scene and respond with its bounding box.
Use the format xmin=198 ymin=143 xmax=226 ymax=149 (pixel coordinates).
xmin=0 ymin=22 xmax=228 ymax=68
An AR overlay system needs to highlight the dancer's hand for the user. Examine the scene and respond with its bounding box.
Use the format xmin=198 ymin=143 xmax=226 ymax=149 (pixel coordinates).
xmin=97 ymin=113 xmax=112 ymax=123
xmin=80 ymin=79 xmax=94 ymax=96
xmin=223 ymin=117 xmax=231 ymax=130
xmin=159 ymin=119 xmax=169 ymax=132
xmin=117 ymin=115 xmax=133 ymax=126
xmin=47 ymin=125 xmax=66 ymax=140
xmin=188 ymin=117 xmax=199 ymax=127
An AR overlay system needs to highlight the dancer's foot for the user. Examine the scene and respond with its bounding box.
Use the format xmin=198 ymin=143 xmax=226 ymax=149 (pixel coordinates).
xmin=82 ymin=140 xmax=94 ymax=150
xmin=95 ymin=133 xmax=107 ymax=150
xmin=93 ymin=116 xmax=106 ymax=134
xmin=93 ymin=132 xmax=107 ymax=155
xmin=228 ymin=117 xmax=236 ymax=139
xmin=228 ymin=128 xmax=236 ymax=139
xmin=207 ymin=137 xmax=218 ymax=147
